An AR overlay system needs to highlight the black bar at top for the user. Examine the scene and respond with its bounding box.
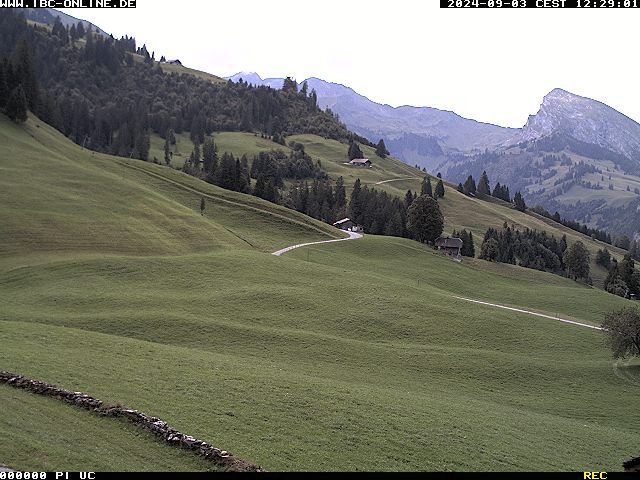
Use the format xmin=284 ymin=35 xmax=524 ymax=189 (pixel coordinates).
xmin=441 ymin=0 xmax=639 ymax=7
xmin=2 ymin=0 xmax=137 ymax=8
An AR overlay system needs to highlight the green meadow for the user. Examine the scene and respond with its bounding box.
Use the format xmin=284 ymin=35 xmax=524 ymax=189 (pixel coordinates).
xmin=1 ymin=115 xmax=639 ymax=471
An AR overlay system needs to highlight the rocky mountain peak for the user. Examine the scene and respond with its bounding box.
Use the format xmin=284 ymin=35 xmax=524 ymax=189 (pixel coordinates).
xmin=518 ymin=88 xmax=640 ymax=161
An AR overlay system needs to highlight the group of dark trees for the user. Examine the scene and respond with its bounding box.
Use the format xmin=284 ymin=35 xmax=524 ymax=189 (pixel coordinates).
xmin=602 ymin=253 xmax=640 ymax=299
xmin=250 ymin=143 xmax=326 ymax=183
xmin=479 ymin=224 xmax=591 ymax=282
xmin=0 ymin=37 xmax=38 ymax=123
xmin=529 ymin=205 xmax=613 ymax=245
xmin=421 ymin=174 xmax=445 ymax=199
xmin=0 ymin=11 xmax=365 ymax=161
xmin=349 ymin=179 xmax=412 ymax=238
xmin=457 ymin=171 xmax=526 ymax=212
xmin=287 ymin=177 xmax=347 ymax=225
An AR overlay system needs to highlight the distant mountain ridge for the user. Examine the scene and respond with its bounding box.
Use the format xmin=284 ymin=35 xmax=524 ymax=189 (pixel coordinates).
xmin=226 ymin=72 xmax=517 ymax=170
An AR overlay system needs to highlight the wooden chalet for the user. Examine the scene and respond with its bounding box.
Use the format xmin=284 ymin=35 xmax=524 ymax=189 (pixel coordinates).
xmin=435 ymin=236 xmax=463 ymax=256
xmin=349 ymin=158 xmax=372 ymax=167
xmin=333 ymin=218 xmax=361 ymax=232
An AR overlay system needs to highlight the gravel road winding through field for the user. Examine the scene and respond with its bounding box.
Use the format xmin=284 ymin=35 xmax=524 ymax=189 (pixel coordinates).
xmin=272 ymin=230 xmax=362 ymax=257
xmin=453 ymin=296 xmax=602 ymax=330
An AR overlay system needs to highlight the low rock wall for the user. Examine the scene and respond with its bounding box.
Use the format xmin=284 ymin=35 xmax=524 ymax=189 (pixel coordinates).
xmin=0 ymin=371 xmax=263 ymax=472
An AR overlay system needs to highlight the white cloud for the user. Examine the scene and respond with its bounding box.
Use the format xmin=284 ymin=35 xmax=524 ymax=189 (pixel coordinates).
xmin=61 ymin=0 xmax=640 ymax=128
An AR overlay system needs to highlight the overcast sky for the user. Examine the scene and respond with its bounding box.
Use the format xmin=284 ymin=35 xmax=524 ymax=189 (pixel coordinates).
xmin=61 ymin=0 xmax=639 ymax=128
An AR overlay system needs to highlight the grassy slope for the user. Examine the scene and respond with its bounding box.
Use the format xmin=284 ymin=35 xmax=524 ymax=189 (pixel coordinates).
xmin=0 ymin=384 xmax=222 ymax=472
xmin=0 ymin=115 xmax=342 ymax=269
xmin=2 ymin=116 xmax=639 ymax=471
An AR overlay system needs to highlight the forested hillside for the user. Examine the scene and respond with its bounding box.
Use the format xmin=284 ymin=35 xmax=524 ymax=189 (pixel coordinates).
xmin=0 ymin=11 xmax=365 ymax=162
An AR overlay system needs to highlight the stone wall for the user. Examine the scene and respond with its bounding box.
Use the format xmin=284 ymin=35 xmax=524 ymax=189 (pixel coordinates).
xmin=0 ymin=371 xmax=263 ymax=472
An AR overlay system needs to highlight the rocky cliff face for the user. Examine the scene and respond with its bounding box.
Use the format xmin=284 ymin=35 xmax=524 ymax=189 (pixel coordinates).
xmin=516 ymin=88 xmax=640 ymax=163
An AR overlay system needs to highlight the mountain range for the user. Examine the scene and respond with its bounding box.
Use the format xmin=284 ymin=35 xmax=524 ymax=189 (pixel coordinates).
xmin=228 ymin=73 xmax=640 ymax=237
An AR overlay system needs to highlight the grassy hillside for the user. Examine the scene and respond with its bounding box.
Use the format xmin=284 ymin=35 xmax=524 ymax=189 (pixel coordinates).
xmin=1 ymin=114 xmax=639 ymax=471
xmin=0 ymin=384 xmax=221 ymax=471
xmin=158 ymin=130 xmax=629 ymax=287
xmin=0 ymin=115 xmax=342 ymax=269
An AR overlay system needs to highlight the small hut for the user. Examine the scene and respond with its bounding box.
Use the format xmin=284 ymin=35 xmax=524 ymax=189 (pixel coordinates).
xmin=435 ymin=236 xmax=463 ymax=257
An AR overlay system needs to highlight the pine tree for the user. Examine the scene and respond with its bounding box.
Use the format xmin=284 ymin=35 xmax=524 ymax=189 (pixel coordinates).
xmin=200 ymin=197 xmax=205 ymax=216
xmin=348 ymin=141 xmax=364 ymax=161
xmin=6 ymin=84 xmax=27 ymax=123
xmin=477 ymin=171 xmax=490 ymax=198
xmin=76 ymin=21 xmax=85 ymax=38
xmin=513 ymin=191 xmax=526 ymax=212
xmin=463 ymin=175 xmax=476 ymax=196
xmin=375 ymin=139 xmax=389 ymax=158
xmin=163 ymin=136 xmax=171 ymax=166
xmin=12 ymin=39 xmax=39 ymax=112
xmin=404 ymin=189 xmax=414 ymax=209
xmin=406 ymin=195 xmax=444 ymax=245
xmin=335 ymin=176 xmax=346 ymax=215
xmin=349 ymin=179 xmax=364 ymax=224
xmin=457 ymin=183 xmax=464 ymax=193
xmin=202 ymin=137 xmax=218 ymax=174
xmin=435 ymin=179 xmax=445 ymax=199
xmin=0 ymin=60 xmax=8 ymax=110
xmin=421 ymin=177 xmax=433 ymax=197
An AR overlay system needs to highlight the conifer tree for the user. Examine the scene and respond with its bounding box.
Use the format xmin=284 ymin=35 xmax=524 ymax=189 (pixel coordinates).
xmin=421 ymin=177 xmax=433 ymax=197
xmin=463 ymin=175 xmax=476 ymax=196
xmin=335 ymin=176 xmax=346 ymax=215
xmin=406 ymin=195 xmax=444 ymax=245
xmin=404 ymin=189 xmax=414 ymax=209
xmin=435 ymin=179 xmax=445 ymax=199
xmin=348 ymin=141 xmax=364 ymax=161
xmin=0 ymin=60 xmax=8 ymax=109
xmin=375 ymin=139 xmax=389 ymax=158
xmin=163 ymin=136 xmax=171 ymax=166
xmin=12 ymin=39 xmax=39 ymax=111
xmin=202 ymin=137 xmax=218 ymax=174
xmin=6 ymin=84 xmax=27 ymax=123
xmin=513 ymin=191 xmax=526 ymax=212
xmin=349 ymin=179 xmax=364 ymax=224
xmin=477 ymin=171 xmax=491 ymax=198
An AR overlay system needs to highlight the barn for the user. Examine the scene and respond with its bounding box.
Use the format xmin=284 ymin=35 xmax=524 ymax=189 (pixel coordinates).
xmin=349 ymin=158 xmax=372 ymax=167
xmin=333 ymin=218 xmax=360 ymax=232
xmin=435 ymin=237 xmax=463 ymax=256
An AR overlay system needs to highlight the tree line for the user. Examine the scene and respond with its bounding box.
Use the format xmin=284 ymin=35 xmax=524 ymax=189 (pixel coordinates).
xmin=456 ymin=171 xmax=526 ymax=212
xmin=598 ymin=249 xmax=640 ymax=299
xmin=529 ymin=205 xmax=613 ymax=245
xmin=479 ymin=224 xmax=592 ymax=283
xmin=0 ymin=11 xmax=367 ymax=160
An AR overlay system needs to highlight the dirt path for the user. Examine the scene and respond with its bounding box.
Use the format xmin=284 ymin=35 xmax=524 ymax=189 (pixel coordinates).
xmin=453 ymin=296 xmax=602 ymax=330
xmin=272 ymin=230 xmax=362 ymax=257
xmin=374 ymin=177 xmax=419 ymax=185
